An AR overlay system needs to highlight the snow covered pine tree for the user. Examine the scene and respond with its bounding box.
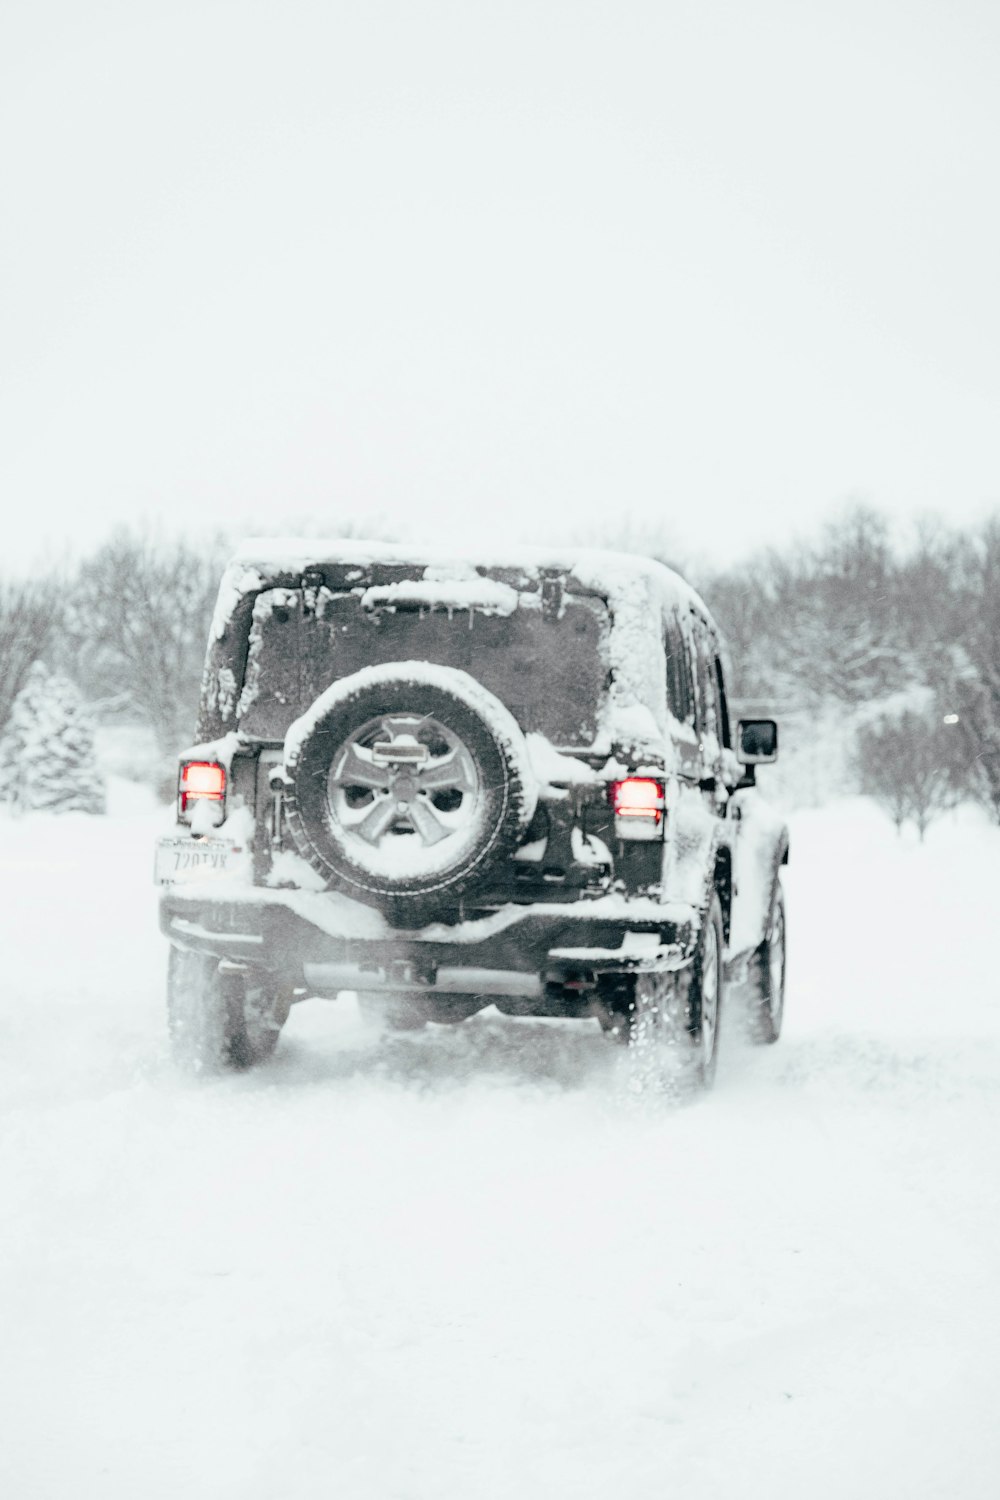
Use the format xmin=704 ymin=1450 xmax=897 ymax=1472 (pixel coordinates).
xmin=0 ymin=662 xmax=106 ymax=814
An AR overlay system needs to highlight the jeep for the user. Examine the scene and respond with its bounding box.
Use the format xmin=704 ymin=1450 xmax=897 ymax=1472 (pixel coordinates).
xmin=155 ymin=541 xmax=788 ymax=1088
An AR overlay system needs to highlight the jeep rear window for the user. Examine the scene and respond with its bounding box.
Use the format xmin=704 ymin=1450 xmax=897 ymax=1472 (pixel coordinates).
xmin=236 ymin=587 xmax=610 ymax=749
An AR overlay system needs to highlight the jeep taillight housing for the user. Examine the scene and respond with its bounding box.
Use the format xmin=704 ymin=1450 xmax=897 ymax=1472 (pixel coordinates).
xmin=608 ymin=777 xmax=666 ymax=840
xmin=178 ymin=761 xmax=226 ymax=826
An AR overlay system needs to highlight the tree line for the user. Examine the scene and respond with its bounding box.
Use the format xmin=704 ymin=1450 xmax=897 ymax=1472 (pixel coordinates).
xmin=0 ymin=531 xmax=226 ymax=806
xmin=1 ymin=507 xmax=998 ymax=832
xmin=696 ymin=507 xmax=1000 ymax=833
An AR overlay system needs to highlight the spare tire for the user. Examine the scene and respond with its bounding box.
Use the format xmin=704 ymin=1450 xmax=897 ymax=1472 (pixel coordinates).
xmin=282 ymin=663 xmax=538 ymax=925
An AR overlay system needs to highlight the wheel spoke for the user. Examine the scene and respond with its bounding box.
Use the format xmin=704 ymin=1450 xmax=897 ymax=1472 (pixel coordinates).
xmin=355 ymin=795 xmax=399 ymax=843
xmin=381 ymin=715 xmax=427 ymax=740
xmin=417 ymin=749 xmax=476 ymax=793
xmin=409 ymin=797 xmax=450 ymax=845
xmin=328 ymin=709 xmax=482 ymax=853
xmin=335 ymin=742 xmax=391 ymax=790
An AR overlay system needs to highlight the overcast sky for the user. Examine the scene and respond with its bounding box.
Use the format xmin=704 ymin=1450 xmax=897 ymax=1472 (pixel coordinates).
xmin=2 ymin=0 xmax=999 ymax=571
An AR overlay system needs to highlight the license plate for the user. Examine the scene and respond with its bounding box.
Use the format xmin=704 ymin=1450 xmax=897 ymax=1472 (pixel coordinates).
xmin=154 ymin=837 xmax=238 ymax=884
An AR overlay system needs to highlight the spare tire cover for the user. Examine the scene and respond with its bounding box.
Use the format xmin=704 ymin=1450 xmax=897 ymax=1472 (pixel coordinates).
xmin=282 ymin=662 xmax=538 ymax=922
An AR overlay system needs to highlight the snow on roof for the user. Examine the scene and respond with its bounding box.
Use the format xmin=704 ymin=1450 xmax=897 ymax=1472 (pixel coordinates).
xmin=226 ymin=536 xmax=712 ymax=622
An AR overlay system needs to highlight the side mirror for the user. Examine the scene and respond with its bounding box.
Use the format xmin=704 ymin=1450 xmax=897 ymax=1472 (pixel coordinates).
xmin=736 ymin=718 xmax=778 ymax=765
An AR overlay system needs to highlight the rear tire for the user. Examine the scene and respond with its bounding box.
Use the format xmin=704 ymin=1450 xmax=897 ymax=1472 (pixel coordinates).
xmin=167 ymin=947 xmax=289 ymax=1072
xmin=745 ymin=880 xmax=786 ymax=1045
xmin=626 ymin=893 xmax=725 ymax=1093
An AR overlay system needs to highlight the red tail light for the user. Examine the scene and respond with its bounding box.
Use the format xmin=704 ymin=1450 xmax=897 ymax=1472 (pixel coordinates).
xmin=609 ymin=777 xmax=665 ymax=839
xmin=178 ymin=761 xmax=227 ymax=823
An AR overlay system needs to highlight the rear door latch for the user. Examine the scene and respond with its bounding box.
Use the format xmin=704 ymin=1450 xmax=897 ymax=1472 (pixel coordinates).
xmin=540 ymin=570 xmax=564 ymax=620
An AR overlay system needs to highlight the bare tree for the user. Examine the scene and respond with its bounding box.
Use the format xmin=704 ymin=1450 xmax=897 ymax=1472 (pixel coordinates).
xmin=804 ymin=506 xmax=903 ymax=702
xmin=898 ymin=517 xmax=1000 ymax=822
xmin=0 ymin=576 xmax=60 ymax=735
xmin=856 ymin=710 xmax=955 ymax=840
xmin=700 ymin=504 xmax=907 ymax=708
xmin=60 ymin=528 xmax=227 ymax=760
xmin=694 ymin=565 xmax=776 ymax=700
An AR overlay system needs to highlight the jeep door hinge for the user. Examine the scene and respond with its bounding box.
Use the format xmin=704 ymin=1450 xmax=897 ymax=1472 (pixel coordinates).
xmin=268 ymin=765 xmax=290 ymax=849
xmin=300 ymin=567 xmax=325 ymax=617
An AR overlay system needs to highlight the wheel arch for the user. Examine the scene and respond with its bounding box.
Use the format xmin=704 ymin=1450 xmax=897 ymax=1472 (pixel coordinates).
xmin=726 ymin=791 xmax=790 ymax=961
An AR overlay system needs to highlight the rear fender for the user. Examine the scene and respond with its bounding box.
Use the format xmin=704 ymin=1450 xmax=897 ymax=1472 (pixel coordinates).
xmin=727 ymin=788 xmax=789 ymax=961
xmin=662 ymin=787 xmax=726 ymax=921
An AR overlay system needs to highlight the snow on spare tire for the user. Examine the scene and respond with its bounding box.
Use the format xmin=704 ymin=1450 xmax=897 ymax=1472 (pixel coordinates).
xmin=282 ymin=663 xmax=538 ymax=923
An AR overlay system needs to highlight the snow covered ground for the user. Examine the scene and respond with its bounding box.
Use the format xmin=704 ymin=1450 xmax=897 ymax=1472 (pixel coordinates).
xmin=2 ymin=787 xmax=999 ymax=1499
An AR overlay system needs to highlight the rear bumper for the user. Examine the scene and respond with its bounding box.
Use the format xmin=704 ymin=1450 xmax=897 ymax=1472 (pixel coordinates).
xmin=159 ymin=884 xmax=699 ymax=993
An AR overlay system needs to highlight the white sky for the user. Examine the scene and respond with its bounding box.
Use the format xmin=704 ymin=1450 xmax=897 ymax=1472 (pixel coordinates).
xmin=2 ymin=0 xmax=999 ymax=571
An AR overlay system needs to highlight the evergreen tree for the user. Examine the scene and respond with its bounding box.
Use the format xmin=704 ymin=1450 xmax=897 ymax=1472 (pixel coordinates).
xmin=0 ymin=662 xmax=106 ymax=815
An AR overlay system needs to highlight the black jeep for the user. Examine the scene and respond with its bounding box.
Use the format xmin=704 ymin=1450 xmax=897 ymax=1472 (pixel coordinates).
xmin=156 ymin=541 xmax=788 ymax=1087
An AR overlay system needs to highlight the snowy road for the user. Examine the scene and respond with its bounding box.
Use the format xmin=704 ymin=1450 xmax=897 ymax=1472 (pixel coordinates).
xmin=3 ymin=793 xmax=1000 ymax=1499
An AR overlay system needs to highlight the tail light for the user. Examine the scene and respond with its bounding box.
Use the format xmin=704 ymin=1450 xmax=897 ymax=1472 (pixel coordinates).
xmin=178 ymin=761 xmax=227 ymax=827
xmin=608 ymin=777 xmax=665 ymax=840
